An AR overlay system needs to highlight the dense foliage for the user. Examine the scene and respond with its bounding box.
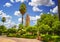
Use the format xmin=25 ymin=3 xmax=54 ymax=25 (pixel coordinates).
xmin=0 ymin=25 xmax=7 ymax=35
xmin=37 ymin=14 xmax=60 ymax=42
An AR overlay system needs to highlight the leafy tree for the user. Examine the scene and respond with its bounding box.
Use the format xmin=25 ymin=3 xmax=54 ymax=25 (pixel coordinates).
xmin=37 ymin=24 xmax=50 ymax=40
xmin=18 ymin=24 xmax=24 ymax=30
xmin=37 ymin=14 xmax=58 ymax=28
xmin=37 ymin=14 xmax=59 ymax=35
xmin=52 ymin=21 xmax=60 ymax=35
xmin=7 ymin=28 xmax=17 ymax=34
xmin=26 ymin=26 xmax=37 ymax=35
xmin=39 ymin=24 xmax=50 ymax=34
xmin=7 ymin=28 xmax=17 ymax=37
xmin=53 ymin=14 xmax=59 ymax=21
xmin=17 ymin=24 xmax=26 ymax=37
xmin=1 ymin=17 xmax=6 ymax=25
xmin=19 ymin=3 xmax=26 ymax=24
xmin=0 ymin=25 xmax=7 ymax=35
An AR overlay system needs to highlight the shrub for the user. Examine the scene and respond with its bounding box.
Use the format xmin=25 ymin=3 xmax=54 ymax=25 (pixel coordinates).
xmin=21 ymin=33 xmax=37 ymax=39
xmin=41 ymin=34 xmax=60 ymax=42
xmin=7 ymin=33 xmax=16 ymax=37
xmin=7 ymin=28 xmax=17 ymax=37
xmin=0 ymin=25 xmax=7 ymax=35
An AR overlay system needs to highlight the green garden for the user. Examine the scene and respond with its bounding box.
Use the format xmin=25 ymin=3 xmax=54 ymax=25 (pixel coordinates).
xmin=0 ymin=13 xmax=60 ymax=42
xmin=0 ymin=3 xmax=60 ymax=42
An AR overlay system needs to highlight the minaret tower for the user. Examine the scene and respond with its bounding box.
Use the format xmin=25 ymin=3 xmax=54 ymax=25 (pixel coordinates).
xmin=25 ymin=14 xmax=30 ymax=27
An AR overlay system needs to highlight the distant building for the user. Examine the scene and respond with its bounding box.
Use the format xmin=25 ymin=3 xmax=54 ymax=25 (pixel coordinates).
xmin=25 ymin=14 xmax=30 ymax=27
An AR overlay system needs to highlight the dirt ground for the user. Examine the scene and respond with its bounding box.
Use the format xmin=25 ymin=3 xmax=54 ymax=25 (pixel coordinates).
xmin=0 ymin=37 xmax=41 ymax=42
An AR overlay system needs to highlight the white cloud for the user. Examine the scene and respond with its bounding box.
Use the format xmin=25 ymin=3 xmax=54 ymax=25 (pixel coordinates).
xmin=50 ymin=6 xmax=58 ymax=13
xmin=33 ymin=6 xmax=42 ymax=12
xmin=30 ymin=15 xmax=40 ymax=24
xmin=0 ymin=10 xmax=6 ymax=17
xmin=0 ymin=10 xmax=12 ymax=19
xmin=14 ymin=11 xmax=21 ymax=16
xmin=52 ymin=6 xmax=58 ymax=13
xmin=0 ymin=10 xmax=15 ymax=28
xmin=0 ymin=10 xmax=3 ymax=14
xmin=10 ymin=0 xmax=28 ymax=3
xmin=30 ymin=13 xmax=44 ymax=24
xmin=18 ymin=17 xmax=25 ymax=25
xmin=15 ymin=0 xmax=20 ymax=2
xmin=30 ymin=15 xmax=40 ymax=21
xmin=50 ymin=9 xmax=52 ymax=12
xmin=0 ymin=10 xmax=7 ymax=17
xmin=20 ymin=0 xmax=24 ymax=3
xmin=18 ymin=18 xmax=22 ymax=23
xmin=40 ymin=13 xmax=43 ymax=15
xmin=29 ymin=0 xmax=54 ymax=6
xmin=18 ymin=18 xmax=25 ymax=23
xmin=29 ymin=0 xmax=54 ymax=12
xmin=10 ymin=0 xmax=14 ymax=3
xmin=20 ymin=0 xmax=28 ymax=2
xmin=47 ymin=0 xmax=54 ymax=6
xmin=4 ymin=20 xmax=16 ymax=28
xmin=6 ymin=15 xmax=12 ymax=19
xmin=0 ymin=10 xmax=12 ymax=21
xmin=15 ymin=0 xmax=28 ymax=3
xmin=3 ymin=2 xmax=12 ymax=7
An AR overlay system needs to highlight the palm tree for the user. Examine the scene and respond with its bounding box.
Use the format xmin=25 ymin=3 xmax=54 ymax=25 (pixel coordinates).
xmin=1 ymin=17 xmax=6 ymax=25
xmin=58 ymin=0 xmax=60 ymax=20
xmin=19 ymin=3 xmax=26 ymax=24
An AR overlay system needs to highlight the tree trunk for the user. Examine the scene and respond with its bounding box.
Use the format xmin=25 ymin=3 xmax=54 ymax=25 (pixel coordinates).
xmin=58 ymin=0 xmax=60 ymax=21
xmin=22 ymin=15 xmax=23 ymax=25
xmin=37 ymin=31 xmax=41 ymax=40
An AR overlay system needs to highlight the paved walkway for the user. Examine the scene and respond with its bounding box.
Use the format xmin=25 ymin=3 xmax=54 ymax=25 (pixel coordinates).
xmin=0 ymin=37 xmax=42 ymax=42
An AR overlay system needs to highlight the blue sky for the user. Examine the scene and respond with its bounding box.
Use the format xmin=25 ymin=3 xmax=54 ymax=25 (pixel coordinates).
xmin=0 ymin=0 xmax=58 ymax=28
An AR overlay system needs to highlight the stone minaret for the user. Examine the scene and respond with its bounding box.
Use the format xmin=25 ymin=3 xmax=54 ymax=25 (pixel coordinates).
xmin=58 ymin=0 xmax=60 ymax=20
xmin=25 ymin=14 xmax=30 ymax=27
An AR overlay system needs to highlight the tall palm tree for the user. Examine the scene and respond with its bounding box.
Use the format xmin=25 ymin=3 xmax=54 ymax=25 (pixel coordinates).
xmin=58 ymin=0 xmax=60 ymax=21
xmin=1 ymin=17 xmax=6 ymax=25
xmin=19 ymin=3 xmax=26 ymax=24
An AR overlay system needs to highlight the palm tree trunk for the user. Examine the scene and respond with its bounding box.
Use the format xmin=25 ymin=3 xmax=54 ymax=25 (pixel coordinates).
xmin=22 ymin=15 xmax=23 ymax=25
xmin=58 ymin=0 xmax=60 ymax=21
